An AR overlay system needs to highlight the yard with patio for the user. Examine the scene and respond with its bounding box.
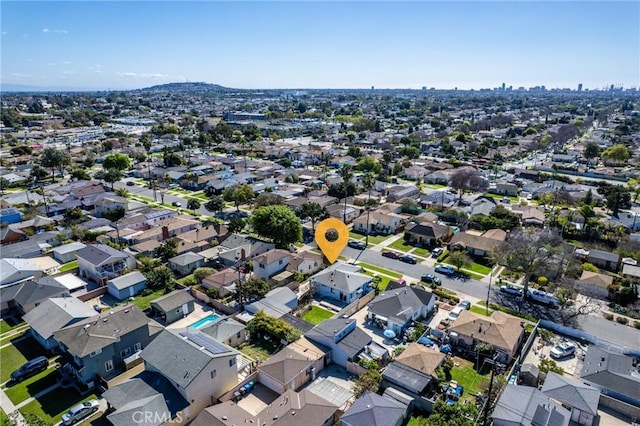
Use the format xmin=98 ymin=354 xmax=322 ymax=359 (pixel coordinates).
xmin=302 ymin=306 xmax=334 ymax=325
xmin=449 ymin=358 xmax=490 ymax=401
xmin=128 ymin=288 xmax=166 ymax=311
xmin=238 ymin=340 xmax=276 ymax=363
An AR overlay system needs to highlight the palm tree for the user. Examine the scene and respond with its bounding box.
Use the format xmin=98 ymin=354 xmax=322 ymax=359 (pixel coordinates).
xmin=362 ymin=172 xmax=376 ymax=247
xmin=340 ymin=164 xmax=353 ymax=223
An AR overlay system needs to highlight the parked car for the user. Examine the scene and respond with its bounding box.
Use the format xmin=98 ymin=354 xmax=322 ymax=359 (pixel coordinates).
xmin=435 ymin=265 xmax=455 ymax=275
xmin=421 ymin=274 xmax=441 ymax=285
xmin=550 ymin=342 xmax=576 ymax=359
xmin=448 ymin=307 xmax=464 ymax=321
xmin=459 ymin=300 xmax=471 ymax=310
xmin=62 ymin=399 xmax=100 ymax=425
xmin=126 ymin=181 xmax=135 ymax=186
xmin=172 ymin=201 xmax=182 ymax=207
xmin=399 ymin=255 xmax=417 ymax=264
xmin=500 ymin=285 xmax=523 ymax=296
xmin=431 ymin=247 xmax=444 ymax=258
xmin=347 ymin=240 xmax=366 ymax=250
xmin=381 ymin=251 xmax=400 ymax=259
xmin=10 ymin=356 xmax=48 ymax=382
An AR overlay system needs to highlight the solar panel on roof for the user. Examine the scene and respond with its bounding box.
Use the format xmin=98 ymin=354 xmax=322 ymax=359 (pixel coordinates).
xmin=179 ymin=331 xmax=229 ymax=355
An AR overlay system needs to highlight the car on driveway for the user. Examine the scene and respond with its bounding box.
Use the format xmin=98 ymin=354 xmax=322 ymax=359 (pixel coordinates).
xmin=62 ymin=399 xmax=100 ymax=425
xmin=448 ymin=307 xmax=464 ymax=321
xmin=347 ymin=240 xmax=366 ymax=250
xmin=431 ymin=248 xmax=444 ymax=258
xmin=550 ymin=342 xmax=576 ymax=359
xmin=435 ymin=265 xmax=455 ymax=275
xmin=459 ymin=300 xmax=471 ymax=310
xmin=381 ymin=251 xmax=400 ymax=259
xmin=500 ymin=285 xmax=523 ymax=296
xmin=399 ymin=255 xmax=417 ymax=264
xmin=421 ymin=274 xmax=441 ymax=285
xmin=10 ymin=356 xmax=48 ymax=382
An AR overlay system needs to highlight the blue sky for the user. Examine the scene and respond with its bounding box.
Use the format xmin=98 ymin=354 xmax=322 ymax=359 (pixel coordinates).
xmin=1 ymin=1 xmax=638 ymax=90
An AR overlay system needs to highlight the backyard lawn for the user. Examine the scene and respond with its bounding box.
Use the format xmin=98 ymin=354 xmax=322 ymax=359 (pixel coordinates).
xmin=450 ymin=358 xmax=489 ymax=400
xmin=4 ymin=368 xmax=58 ymax=405
xmin=20 ymin=390 xmax=99 ymax=424
xmin=302 ymin=306 xmax=334 ymax=325
xmin=239 ymin=340 xmax=276 ymax=363
xmin=59 ymin=260 xmax=79 ymax=272
xmin=0 ymin=336 xmax=47 ymax=383
xmin=130 ymin=289 xmax=165 ymax=311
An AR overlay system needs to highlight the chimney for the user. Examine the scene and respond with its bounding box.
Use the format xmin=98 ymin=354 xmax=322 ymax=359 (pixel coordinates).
xmin=162 ymin=226 xmax=170 ymax=240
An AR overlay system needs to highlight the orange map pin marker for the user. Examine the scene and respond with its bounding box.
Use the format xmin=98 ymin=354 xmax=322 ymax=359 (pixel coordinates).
xmin=315 ymin=218 xmax=349 ymax=264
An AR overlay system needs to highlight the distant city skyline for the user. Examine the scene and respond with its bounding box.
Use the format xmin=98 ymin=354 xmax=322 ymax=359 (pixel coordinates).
xmin=1 ymin=1 xmax=638 ymax=91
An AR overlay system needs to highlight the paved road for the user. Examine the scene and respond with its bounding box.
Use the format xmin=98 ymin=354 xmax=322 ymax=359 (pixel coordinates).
xmin=114 ymin=180 xmax=214 ymax=216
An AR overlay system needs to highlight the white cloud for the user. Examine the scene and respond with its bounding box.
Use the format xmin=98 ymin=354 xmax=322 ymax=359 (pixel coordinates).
xmin=116 ymin=72 xmax=170 ymax=79
xmin=42 ymin=28 xmax=49 ymax=33
xmin=53 ymin=29 xmax=68 ymax=34
xmin=48 ymin=62 xmax=57 ymax=66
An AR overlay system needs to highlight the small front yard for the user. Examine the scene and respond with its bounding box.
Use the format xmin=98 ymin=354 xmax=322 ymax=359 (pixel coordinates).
xmin=450 ymin=358 xmax=490 ymax=400
xmin=20 ymin=390 xmax=99 ymax=424
xmin=0 ymin=318 xmax=26 ymax=335
xmin=347 ymin=232 xmax=391 ymax=246
xmin=357 ymin=263 xmax=402 ymax=279
xmin=470 ymin=305 xmax=492 ymax=316
xmin=302 ymin=306 xmax=334 ymax=325
xmin=0 ymin=336 xmax=47 ymax=383
xmin=441 ymin=256 xmax=491 ymax=275
xmin=4 ymin=368 xmax=58 ymax=405
xmin=388 ymin=238 xmax=414 ymax=252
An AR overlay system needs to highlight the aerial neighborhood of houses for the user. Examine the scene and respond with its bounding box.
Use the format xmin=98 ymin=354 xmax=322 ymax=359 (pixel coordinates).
xmin=1 ymin=84 xmax=639 ymax=426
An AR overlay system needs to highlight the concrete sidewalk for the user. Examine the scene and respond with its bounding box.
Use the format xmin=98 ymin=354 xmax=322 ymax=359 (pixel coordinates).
xmin=0 ymin=387 xmax=28 ymax=426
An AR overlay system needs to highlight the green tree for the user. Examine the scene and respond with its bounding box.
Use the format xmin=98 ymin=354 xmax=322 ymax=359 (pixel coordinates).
xmin=449 ymin=250 xmax=471 ymax=271
xmin=250 ymin=205 xmax=302 ymax=247
xmin=41 ymin=147 xmax=70 ymax=182
xmin=228 ymin=217 xmax=246 ymax=233
xmin=361 ymin=172 xmax=376 ymax=247
xmin=353 ymin=372 xmax=382 ymax=398
xmin=70 ymin=168 xmax=91 ymax=181
xmin=238 ymin=277 xmax=270 ymax=303
xmin=421 ymin=400 xmax=478 ymax=426
xmin=103 ymin=168 xmax=123 ymax=190
xmin=246 ymin=311 xmax=301 ymax=343
xmin=155 ymin=238 xmax=178 ymax=263
xmin=539 ymin=358 xmax=564 ymax=375
xmin=602 ymin=144 xmax=630 ymax=163
xmin=193 ymin=267 xmax=215 ymax=283
xmin=204 ymin=195 xmax=225 ymax=214
xmin=30 ymin=164 xmax=48 ymax=182
xmin=582 ymin=262 xmax=599 ymax=273
xmin=187 ymin=198 xmax=201 ymax=211
xmin=583 ymin=141 xmax=600 ymax=167
xmin=114 ymin=188 xmax=130 ymax=198
xmin=223 ymin=184 xmax=255 ymax=211
xmin=254 ymin=193 xmax=283 ymax=209
xmin=299 ymin=202 xmax=329 ymax=230
xmin=449 ymin=168 xmax=488 ymax=204
xmin=103 ymin=153 xmax=131 ymax=171
xmin=144 ymin=266 xmax=175 ymax=292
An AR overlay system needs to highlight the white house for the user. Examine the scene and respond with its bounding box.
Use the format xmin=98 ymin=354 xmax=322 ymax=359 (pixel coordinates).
xmin=253 ymin=249 xmax=290 ymax=279
xmin=311 ymin=263 xmax=372 ymax=304
xmin=75 ymin=244 xmax=136 ymax=285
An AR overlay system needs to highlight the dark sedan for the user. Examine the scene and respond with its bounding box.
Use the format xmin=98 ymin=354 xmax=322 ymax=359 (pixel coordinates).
xmin=347 ymin=240 xmax=366 ymax=250
xmin=421 ymin=274 xmax=441 ymax=285
xmin=381 ymin=251 xmax=400 ymax=259
xmin=399 ymin=255 xmax=417 ymax=264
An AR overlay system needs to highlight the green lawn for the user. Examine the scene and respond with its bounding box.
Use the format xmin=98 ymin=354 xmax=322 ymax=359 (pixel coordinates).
xmin=129 ymin=289 xmax=166 ymax=311
xmin=388 ymin=239 xmax=413 ymax=252
xmin=377 ymin=276 xmax=392 ymax=291
xmin=20 ymin=391 xmax=99 ymax=424
xmin=239 ymin=341 xmax=275 ymax=362
xmin=4 ymin=368 xmax=58 ymax=405
xmin=0 ymin=408 xmax=8 ymax=425
xmin=470 ymin=305 xmax=492 ymax=316
xmin=441 ymin=256 xmax=491 ymax=275
xmin=302 ymin=306 xmax=334 ymax=325
xmin=1 ymin=342 xmax=29 ymax=383
xmin=59 ymin=260 xmax=79 ymax=272
xmin=363 ymin=234 xmax=392 ymax=245
xmin=407 ymin=416 xmax=429 ymax=426
xmin=0 ymin=318 xmax=26 ymax=335
xmin=358 ymin=263 xmax=402 ymax=278
xmin=413 ymin=247 xmax=429 ymax=256
xmin=450 ymin=358 xmax=489 ymax=398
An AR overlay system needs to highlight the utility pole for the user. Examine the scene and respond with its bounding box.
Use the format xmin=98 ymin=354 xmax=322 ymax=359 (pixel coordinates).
xmin=481 ymin=356 xmax=500 ymax=426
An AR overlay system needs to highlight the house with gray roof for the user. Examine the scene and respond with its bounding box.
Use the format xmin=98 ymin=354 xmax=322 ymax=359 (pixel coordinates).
xmin=586 ymin=249 xmax=621 ymax=272
xmin=246 ymin=286 xmax=298 ymax=319
xmin=52 ymin=242 xmax=86 ymax=264
xmin=75 ymin=244 xmax=136 ymax=284
xmin=199 ymin=316 xmax=249 ymax=348
xmin=0 ymin=258 xmax=44 ymax=287
xmin=310 ymin=263 xmax=372 ymax=304
xmin=141 ymin=329 xmax=238 ymax=419
xmin=149 ymin=289 xmax=195 ymax=324
xmin=0 ymin=277 xmax=69 ymax=315
xmin=107 ymin=271 xmax=147 ymax=301
xmin=492 ymin=384 xmax=571 ymax=426
xmin=23 ymin=297 xmax=96 ymax=351
xmin=367 ymin=284 xmax=436 ymax=334
xmin=53 ymin=305 xmax=163 ymax=388
xmin=258 ymin=345 xmax=325 ymax=394
xmin=341 ymin=391 xmax=407 ymax=426
xmin=541 ymin=372 xmax=600 ymax=426
xmin=168 ymin=252 xmax=204 ymax=276
xmin=306 ymin=318 xmax=382 ymax=368
xmin=580 ymin=346 xmax=640 ymax=408
xmin=103 ymin=370 xmax=189 ymax=426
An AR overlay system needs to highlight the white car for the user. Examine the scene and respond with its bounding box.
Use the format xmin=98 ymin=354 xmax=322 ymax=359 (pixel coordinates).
xmin=62 ymin=399 xmax=100 ymax=425
xmin=550 ymin=343 xmax=576 ymax=359
xmin=448 ymin=306 xmax=464 ymax=322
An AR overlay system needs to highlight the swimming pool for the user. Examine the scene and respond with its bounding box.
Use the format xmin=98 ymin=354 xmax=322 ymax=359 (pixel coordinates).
xmin=190 ymin=314 xmax=220 ymax=329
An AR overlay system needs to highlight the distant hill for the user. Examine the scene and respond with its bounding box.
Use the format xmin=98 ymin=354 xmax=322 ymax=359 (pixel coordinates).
xmin=139 ymin=82 xmax=236 ymax=93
